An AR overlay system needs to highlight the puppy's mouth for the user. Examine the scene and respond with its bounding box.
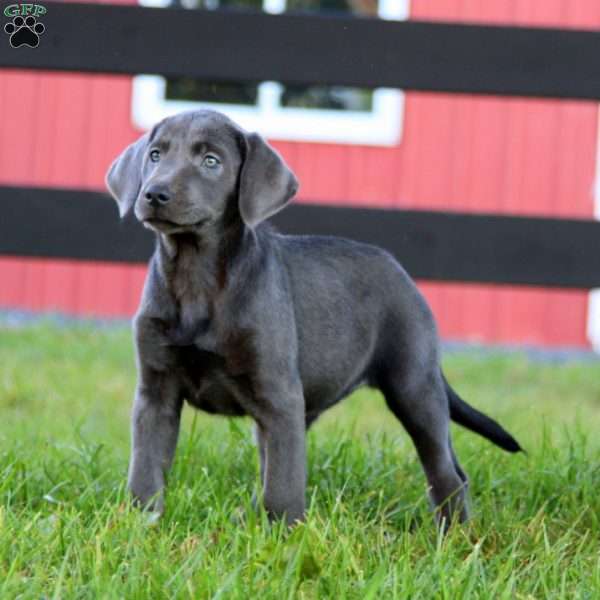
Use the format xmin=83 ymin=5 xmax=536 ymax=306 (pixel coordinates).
xmin=142 ymin=217 xmax=209 ymax=232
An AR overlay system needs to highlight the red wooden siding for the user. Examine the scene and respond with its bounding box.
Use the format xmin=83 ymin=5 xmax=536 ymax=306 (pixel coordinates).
xmin=1 ymin=0 xmax=599 ymax=347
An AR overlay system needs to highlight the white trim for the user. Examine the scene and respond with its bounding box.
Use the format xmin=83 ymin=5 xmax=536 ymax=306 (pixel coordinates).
xmin=263 ymin=0 xmax=285 ymax=13
xmin=588 ymin=291 xmax=600 ymax=353
xmin=587 ymin=107 xmax=600 ymax=353
xmin=379 ymin=0 xmax=409 ymax=20
xmin=134 ymin=0 xmax=408 ymax=147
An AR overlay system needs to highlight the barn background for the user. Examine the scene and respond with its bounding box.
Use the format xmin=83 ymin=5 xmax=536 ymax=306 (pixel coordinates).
xmin=1 ymin=0 xmax=599 ymax=349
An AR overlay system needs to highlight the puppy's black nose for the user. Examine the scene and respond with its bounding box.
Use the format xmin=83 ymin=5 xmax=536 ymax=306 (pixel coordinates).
xmin=144 ymin=184 xmax=171 ymax=207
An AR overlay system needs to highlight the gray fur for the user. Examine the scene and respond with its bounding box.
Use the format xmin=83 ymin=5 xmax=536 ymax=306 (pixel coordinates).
xmin=106 ymin=109 xmax=520 ymax=528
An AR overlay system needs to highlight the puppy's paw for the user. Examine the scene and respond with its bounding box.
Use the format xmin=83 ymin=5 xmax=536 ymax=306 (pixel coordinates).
xmin=129 ymin=485 xmax=165 ymax=515
xmin=145 ymin=510 xmax=163 ymax=527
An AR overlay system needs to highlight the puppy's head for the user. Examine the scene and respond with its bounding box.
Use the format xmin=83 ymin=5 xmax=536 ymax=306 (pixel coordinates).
xmin=105 ymin=109 xmax=298 ymax=234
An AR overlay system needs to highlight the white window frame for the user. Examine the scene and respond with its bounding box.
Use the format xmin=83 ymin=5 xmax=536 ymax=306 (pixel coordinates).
xmin=133 ymin=0 xmax=409 ymax=146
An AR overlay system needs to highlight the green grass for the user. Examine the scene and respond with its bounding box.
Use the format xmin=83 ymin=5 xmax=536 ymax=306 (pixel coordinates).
xmin=1 ymin=322 xmax=599 ymax=598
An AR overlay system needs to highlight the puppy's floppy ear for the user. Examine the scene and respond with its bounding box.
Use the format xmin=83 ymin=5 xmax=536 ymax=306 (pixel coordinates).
xmin=238 ymin=132 xmax=299 ymax=228
xmin=105 ymin=133 xmax=150 ymax=218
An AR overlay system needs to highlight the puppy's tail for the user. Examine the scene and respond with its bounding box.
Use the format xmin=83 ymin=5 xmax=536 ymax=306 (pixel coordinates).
xmin=444 ymin=375 xmax=522 ymax=453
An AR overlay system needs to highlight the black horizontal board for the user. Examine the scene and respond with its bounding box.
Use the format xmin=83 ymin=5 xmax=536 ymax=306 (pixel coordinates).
xmin=2 ymin=186 xmax=155 ymax=264
xmin=2 ymin=186 xmax=599 ymax=289
xmin=274 ymin=204 xmax=600 ymax=289
xmin=2 ymin=4 xmax=600 ymax=99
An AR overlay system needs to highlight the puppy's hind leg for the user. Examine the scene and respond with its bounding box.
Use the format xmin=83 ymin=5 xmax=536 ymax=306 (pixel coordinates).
xmin=448 ymin=434 xmax=469 ymax=486
xmin=381 ymin=371 xmax=469 ymax=530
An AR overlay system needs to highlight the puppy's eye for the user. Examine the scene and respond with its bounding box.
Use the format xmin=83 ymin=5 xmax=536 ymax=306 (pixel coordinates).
xmin=203 ymin=155 xmax=220 ymax=168
xmin=149 ymin=149 xmax=161 ymax=163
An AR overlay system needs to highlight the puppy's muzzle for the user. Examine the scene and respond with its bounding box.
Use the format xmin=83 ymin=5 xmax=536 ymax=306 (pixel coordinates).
xmin=144 ymin=183 xmax=171 ymax=209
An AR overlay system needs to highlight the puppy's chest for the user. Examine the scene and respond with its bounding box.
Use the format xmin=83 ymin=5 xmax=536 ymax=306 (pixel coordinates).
xmin=170 ymin=266 xmax=217 ymax=347
xmin=173 ymin=343 xmax=251 ymax=415
xmin=166 ymin=304 xmax=254 ymax=416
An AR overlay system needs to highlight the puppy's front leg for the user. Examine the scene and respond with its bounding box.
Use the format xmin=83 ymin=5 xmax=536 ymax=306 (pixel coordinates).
xmin=260 ymin=401 xmax=306 ymax=525
xmin=128 ymin=373 xmax=182 ymax=514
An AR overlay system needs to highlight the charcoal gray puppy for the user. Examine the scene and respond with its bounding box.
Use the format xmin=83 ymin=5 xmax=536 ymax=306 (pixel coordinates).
xmin=106 ymin=109 xmax=521 ymax=528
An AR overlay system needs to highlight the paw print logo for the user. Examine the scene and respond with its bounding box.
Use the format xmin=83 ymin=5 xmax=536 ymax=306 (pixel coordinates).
xmin=4 ymin=15 xmax=45 ymax=48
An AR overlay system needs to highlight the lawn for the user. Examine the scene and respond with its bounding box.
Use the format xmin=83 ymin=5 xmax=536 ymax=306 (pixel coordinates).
xmin=0 ymin=322 xmax=599 ymax=598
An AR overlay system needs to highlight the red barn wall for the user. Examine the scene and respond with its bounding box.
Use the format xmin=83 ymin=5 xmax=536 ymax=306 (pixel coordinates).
xmin=0 ymin=0 xmax=599 ymax=347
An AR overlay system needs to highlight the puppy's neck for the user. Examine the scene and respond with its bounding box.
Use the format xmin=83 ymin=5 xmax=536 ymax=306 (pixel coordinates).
xmin=156 ymin=221 xmax=256 ymax=298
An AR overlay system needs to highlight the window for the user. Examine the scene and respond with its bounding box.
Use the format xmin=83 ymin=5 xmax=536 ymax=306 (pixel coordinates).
xmin=133 ymin=0 xmax=409 ymax=145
